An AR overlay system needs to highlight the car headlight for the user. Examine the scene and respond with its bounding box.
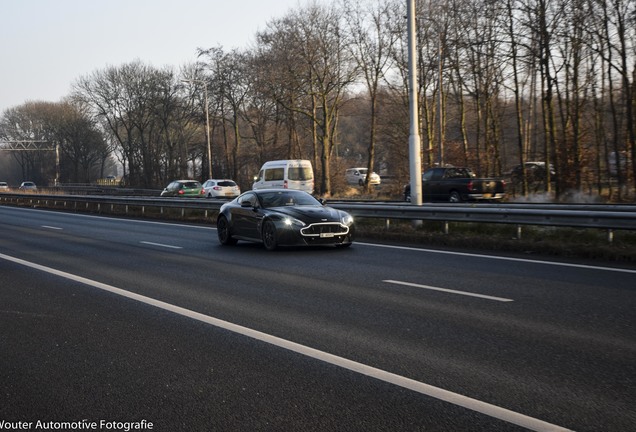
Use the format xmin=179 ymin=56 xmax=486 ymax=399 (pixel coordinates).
xmin=283 ymin=217 xmax=305 ymax=228
xmin=341 ymin=214 xmax=354 ymax=225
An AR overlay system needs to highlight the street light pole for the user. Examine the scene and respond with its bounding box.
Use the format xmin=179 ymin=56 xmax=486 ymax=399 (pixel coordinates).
xmin=438 ymin=32 xmax=444 ymax=167
xmin=407 ymin=0 xmax=423 ymax=209
xmin=183 ymin=79 xmax=212 ymax=179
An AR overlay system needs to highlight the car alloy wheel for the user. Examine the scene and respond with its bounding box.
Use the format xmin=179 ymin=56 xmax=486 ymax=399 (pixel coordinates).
xmin=217 ymin=216 xmax=237 ymax=245
xmin=262 ymin=220 xmax=278 ymax=251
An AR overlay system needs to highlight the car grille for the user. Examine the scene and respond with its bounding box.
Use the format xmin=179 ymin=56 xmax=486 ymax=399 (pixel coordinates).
xmin=300 ymin=222 xmax=349 ymax=238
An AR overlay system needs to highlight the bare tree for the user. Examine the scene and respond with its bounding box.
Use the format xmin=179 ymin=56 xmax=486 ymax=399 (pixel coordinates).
xmin=255 ymin=2 xmax=358 ymax=195
xmin=73 ymin=61 xmax=191 ymax=187
xmin=343 ymin=0 xmax=396 ymax=191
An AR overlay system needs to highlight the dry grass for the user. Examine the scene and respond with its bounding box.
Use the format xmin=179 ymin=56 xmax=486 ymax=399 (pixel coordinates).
xmin=355 ymin=219 xmax=636 ymax=263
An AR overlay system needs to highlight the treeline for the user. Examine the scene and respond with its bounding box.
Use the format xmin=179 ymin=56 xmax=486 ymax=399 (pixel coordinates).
xmin=1 ymin=0 xmax=634 ymax=200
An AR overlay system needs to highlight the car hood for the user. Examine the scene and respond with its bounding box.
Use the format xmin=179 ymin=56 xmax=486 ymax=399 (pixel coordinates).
xmin=269 ymin=205 xmax=344 ymax=223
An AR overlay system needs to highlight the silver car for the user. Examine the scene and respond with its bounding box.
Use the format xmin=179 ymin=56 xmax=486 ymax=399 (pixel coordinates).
xmin=19 ymin=181 xmax=37 ymax=192
xmin=203 ymin=179 xmax=240 ymax=199
xmin=345 ymin=168 xmax=381 ymax=186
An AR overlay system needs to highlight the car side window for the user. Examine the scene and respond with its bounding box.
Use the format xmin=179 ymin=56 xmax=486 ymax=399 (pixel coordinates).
xmin=265 ymin=168 xmax=284 ymax=181
xmin=238 ymin=193 xmax=258 ymax=208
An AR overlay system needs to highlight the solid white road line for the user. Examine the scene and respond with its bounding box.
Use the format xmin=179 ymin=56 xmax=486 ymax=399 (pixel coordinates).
xmin=140 ymin=241 xmax=183 ymax=249
xmin=384 ymin=279 xmax=514 ymax=302
xmin=0 ymin=252 xmax=573 ymax=432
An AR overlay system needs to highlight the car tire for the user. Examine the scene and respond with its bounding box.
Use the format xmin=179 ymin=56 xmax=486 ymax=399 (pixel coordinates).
xmin=449 ymin=191 xmax=461 ymax=203
xmin=217 ymin=216 xmax=237 ymax=245
xmin=262 ymin=219 xmax=278 ymax=251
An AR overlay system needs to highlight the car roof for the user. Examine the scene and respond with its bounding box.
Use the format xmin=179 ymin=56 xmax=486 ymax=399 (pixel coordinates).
xmin=245 ymin=189 xmax=310 ymax=195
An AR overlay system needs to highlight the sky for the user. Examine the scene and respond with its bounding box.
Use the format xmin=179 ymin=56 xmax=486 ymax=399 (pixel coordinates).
xmin=0 ymin=0 xmax=304 ymax=114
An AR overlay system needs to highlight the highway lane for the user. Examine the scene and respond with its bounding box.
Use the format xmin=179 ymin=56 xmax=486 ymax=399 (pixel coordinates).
xmin=1 ymin=206 xmax=635 ymax=431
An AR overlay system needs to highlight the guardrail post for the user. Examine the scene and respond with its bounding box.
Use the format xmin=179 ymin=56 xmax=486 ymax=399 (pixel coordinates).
xmin=607 ymin=229 xmax=614 ymax=244
xmin=385 ymin=218 xmax=391 ymax=230
xmin=443 ymin=221 xmax=449 ymax=234
xmin=516 ymin=225 xmax=522 ymax=240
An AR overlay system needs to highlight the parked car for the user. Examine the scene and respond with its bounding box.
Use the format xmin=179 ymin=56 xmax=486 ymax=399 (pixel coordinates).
xmin=19 ymin=181 xmax=37 ymax=192
xmin=202 ymin=179 xmax=240 ymax=199
xmin=0 ymin=182 xmax=9 ymax=191
xmin=216 ymin=189 xmax=354 ymax=251
xmin=403 ymin=167 xmax=506 ymax=202
xmin=508 ymin=162 xmax=556 ymax=183
xmin=345 ymin=168 xmax=381 ymax=186
xmin=160 ymin=180 xmax=205 ymax=197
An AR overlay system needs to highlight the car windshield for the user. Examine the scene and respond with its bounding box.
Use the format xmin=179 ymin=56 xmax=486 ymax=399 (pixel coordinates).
xmin=183 ymin=182 xmax=201 ymax=188
xmin=259 ymin=191 xmax=320 ymax=208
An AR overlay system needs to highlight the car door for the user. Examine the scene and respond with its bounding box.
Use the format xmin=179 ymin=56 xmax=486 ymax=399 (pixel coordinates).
xmin=421 ymin=169 xmax=439 ymax=201
xmin=232 ymin=193 xmax=262 ymax=240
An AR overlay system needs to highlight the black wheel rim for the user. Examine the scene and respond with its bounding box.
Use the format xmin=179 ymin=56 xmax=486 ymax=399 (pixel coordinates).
xmin=218 ymin=218 xmax=229 ymax=242
xmin=263 ymin=221 xmax=276 ymax=250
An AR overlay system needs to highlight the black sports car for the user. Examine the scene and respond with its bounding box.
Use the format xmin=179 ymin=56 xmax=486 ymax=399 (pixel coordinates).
xmin=216 ymin=189 xmax=354 ymax=250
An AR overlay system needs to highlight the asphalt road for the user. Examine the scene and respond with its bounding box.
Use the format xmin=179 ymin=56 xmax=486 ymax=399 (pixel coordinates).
xmin=1 ymin=206 xmax=635 ymax=432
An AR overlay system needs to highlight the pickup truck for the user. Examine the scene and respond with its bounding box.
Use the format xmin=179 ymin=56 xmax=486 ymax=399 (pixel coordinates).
xmin=404 ymin=167 xmax=506 ymax=203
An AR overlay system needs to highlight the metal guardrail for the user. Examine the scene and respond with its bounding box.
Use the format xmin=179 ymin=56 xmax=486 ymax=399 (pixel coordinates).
xmin=328 ymin=202 xmax=636 ymax=230
xmin=1 ymin=193 xmax=635 ymax=241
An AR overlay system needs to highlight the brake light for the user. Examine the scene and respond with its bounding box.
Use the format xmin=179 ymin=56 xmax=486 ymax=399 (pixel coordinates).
xmin=200 ymin=189 xmax=205 ymax=195
xmin=213 ymin=186 xmax=221 ymax=190
xmin=178 ymin=190 xmax=185 ymax=195
xmin=467 ymin=180 xmax=474 ymax=192
xmin=284 ymin=180 xmax=288 ymax=189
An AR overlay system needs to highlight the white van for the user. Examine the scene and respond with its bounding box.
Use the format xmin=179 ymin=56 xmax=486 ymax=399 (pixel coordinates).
xmin=252 ymin=160 xmax=314 ymax=193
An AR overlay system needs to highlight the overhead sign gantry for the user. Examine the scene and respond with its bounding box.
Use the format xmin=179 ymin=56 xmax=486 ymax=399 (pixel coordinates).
xmin=0 ymin=140 xmax=60 ymax=185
